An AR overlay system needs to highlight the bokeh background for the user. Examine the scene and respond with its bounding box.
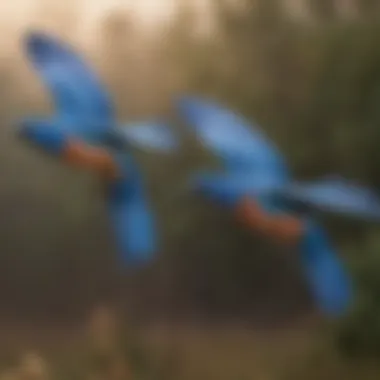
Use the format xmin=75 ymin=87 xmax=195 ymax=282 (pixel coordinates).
xmin=1 ymin=0 xmax=380 ymax=379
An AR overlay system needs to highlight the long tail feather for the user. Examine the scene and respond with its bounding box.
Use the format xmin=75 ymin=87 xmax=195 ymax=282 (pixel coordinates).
xmin=300 ymin=220 xmax=353 ymax=317
xmin=107 ymin=157 xmax=156 ymax=265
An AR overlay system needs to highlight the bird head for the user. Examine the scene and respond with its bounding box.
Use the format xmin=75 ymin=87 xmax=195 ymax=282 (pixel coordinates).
xmin=17 ymin=118 xmax=66 ymax=155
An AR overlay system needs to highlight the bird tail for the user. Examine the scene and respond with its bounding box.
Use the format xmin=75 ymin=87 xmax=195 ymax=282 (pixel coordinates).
xmin=106 ymin=157 xmax=156 ymax=266
xmin=300 ymin=220 xmax=353 ymax=317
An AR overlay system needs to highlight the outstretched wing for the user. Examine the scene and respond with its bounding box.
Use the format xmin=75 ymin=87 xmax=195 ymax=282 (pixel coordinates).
xmin=177 ymin=96 xmax=289 ymax=180
xmin=24 ymin=31 xmax=114 ymax=141
xmin=281 ymin=177 xmax=380 ymax=221
xmin=189 ymin=171 xmax=285 ymax=206
xmin=300 ymin=219 xmax=353 ymax=317
xmin=114 ymin=121 xmax=178 ymax=152
xmin=107 ymin=154 xmax=156 ymax=265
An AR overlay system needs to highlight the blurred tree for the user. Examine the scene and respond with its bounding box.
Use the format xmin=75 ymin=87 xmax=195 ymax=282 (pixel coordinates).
xmin=309 ymin=0 xmax=337 ymax=21
xmin=2 ymin=0 xmax=380 ymax=332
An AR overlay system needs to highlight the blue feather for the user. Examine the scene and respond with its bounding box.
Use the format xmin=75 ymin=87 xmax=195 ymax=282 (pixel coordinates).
xmin=116 ymin=122 xmax=178 ymax=152
xmin=24 ymin=31 xmax=114 ymax=142
xmin=179 ymin=96 xmax=358 ymax=317
xmin=18 ymin=31 xmax=163 ymax=266
xmin=18 ymin=118 xmax=67 ymax=155
xmin=190 ymin=171 xmax=283 ymax=206
xmin=24 ymin=31 xmax=179 ymax=153
xmin=282 ymin=177 xmax=380 ymax=221
xmin=177 ymin=96 xmax=289 ymax=181
xmin=299 ymin=220 xmax=353 ymax=316
xmin=107 ymin=154 xmax=156 ymax=265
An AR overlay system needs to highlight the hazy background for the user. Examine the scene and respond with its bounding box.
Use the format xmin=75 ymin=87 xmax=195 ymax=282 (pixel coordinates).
xmin=1 ymin=0 xmax=380 ymax=379
xmin=0 ymin=0 xmax=311 ymax=326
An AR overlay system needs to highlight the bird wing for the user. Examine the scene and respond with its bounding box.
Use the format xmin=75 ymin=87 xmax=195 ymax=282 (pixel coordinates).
xmin=24 ymin=31 xmax=114 ymax=141
xmin=299 ymin=219 xmax=353 ymax=317
xmin=189 ymin=171 xmax=284 ymax=206
xmin=115 ymin=121 xmax=178 ymax=152
xmin=107 ymin=154 xmax=156 ymax=265
xmin=18 ymin=119 xmax=157 ymax=264
xmin=177 ymin=96 xmax=289 ymax=180
xmin=281 ymin=176 xmax=380 ymax=221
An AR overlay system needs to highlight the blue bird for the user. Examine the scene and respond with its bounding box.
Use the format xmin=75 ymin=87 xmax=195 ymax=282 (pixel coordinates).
xmin=177 ymin=96 xmax=380 ymax=317
xmin=17 ymin=31 xmax=178 ymax=266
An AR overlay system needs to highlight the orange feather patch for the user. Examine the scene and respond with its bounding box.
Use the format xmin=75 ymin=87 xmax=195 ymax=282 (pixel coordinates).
xmin=62 ymin=139 xmax=120 ymax=180
xmin=235 ymin=196 xmax=304 ymax=245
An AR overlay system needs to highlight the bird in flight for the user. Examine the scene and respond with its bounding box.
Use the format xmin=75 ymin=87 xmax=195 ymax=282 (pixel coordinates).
xmin=177 ymin=96 xmax=380 ymax=317
xmin=17 ymin=31 xmax=178 ymax=266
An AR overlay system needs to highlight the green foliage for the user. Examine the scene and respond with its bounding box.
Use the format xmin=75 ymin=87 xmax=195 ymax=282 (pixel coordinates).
xmin=332 ymin=232 xmax=380 ymax=358
xmin=169 ymin=0 xmax=380 ymax=361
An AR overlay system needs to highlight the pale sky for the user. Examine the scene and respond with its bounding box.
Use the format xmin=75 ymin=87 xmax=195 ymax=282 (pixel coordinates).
xmin=0 ymin=0 xmax=225 ymax=49
xmin=0 ymin=0 xmax=239 ymax=106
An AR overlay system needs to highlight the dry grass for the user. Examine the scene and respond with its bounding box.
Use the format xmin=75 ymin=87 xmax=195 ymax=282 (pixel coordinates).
xmin=140 ymin=324 xmax=315 ymax=380
xmin=0 ymin=308 xmax=379 ymax=380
